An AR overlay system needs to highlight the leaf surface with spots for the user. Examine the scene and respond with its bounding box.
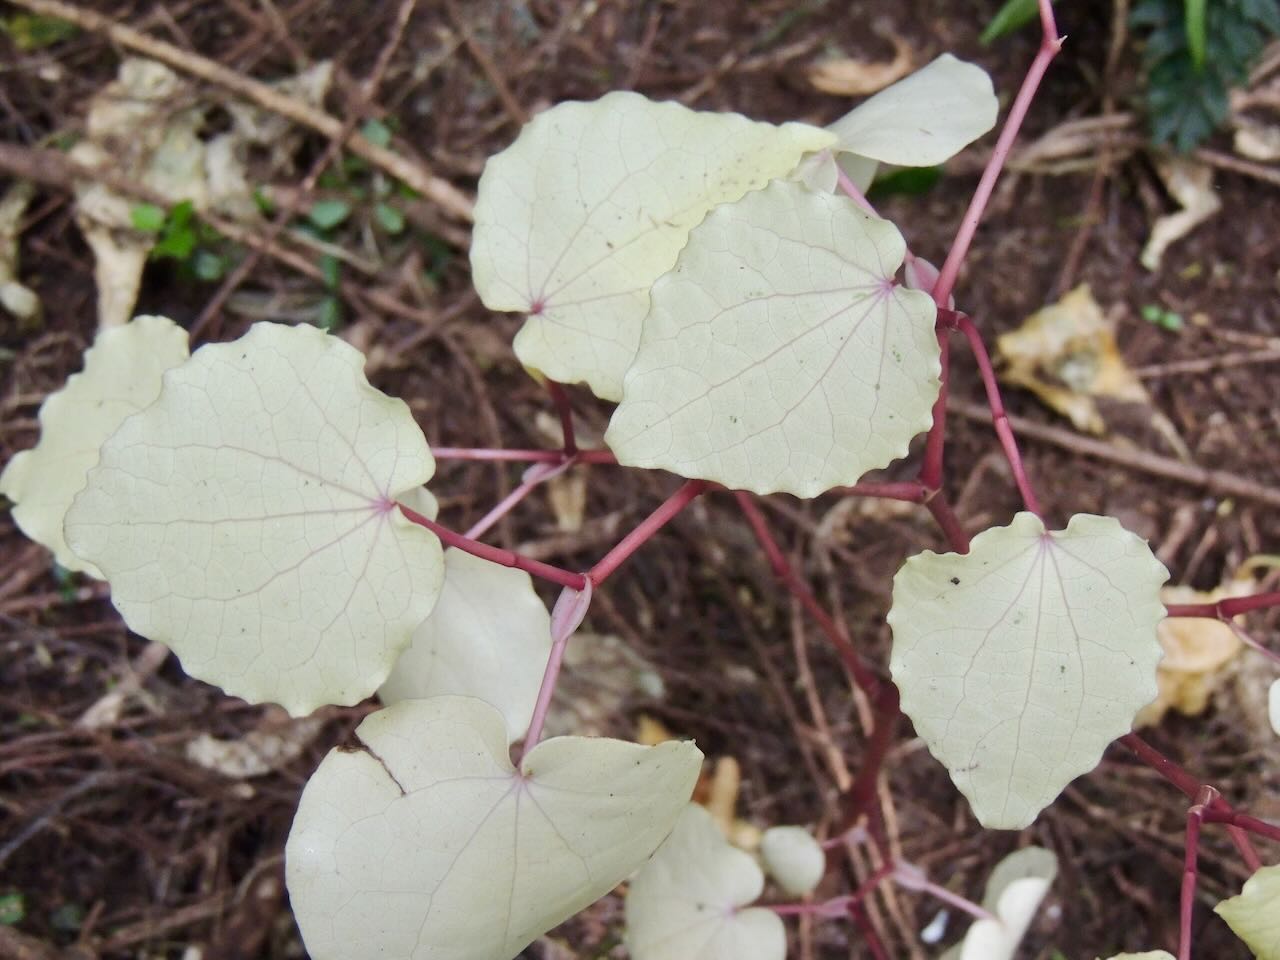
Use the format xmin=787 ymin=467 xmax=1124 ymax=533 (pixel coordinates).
xmin=889 ymin=512 xmax=1168 ymax=828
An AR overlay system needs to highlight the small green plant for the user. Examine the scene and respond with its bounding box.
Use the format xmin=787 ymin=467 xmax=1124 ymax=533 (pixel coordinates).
xmin=130 ymin=199 xmax=230 ymax=281
xmin=1132 ymin=0 xmax=1280 ymax=150
xmin=3 ymin=4 xmax=1278 ymax=959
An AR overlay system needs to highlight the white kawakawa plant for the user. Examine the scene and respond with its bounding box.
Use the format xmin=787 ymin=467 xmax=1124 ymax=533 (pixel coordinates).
xmin=11 ymin=44 xmax=1262 ymax=960
xmin=1214 ymin=862 xmax=1280 ymax=958
xmin=626 ymin=803 xmax=787 ymax=960
xmin=759 ymin=826 xmax=827 ymax=897
xmin=889 ymin=512 xmax=1170 ymax=829
xmin=470 ymin=54 xmax=996 ymax=406
xmin=288 ymin=697 xmax=701 ymax=960
xmin=0 ymin=314 xmax=188 ymax=576
xmin=935 ymin=846 xmax=1058 ymax=960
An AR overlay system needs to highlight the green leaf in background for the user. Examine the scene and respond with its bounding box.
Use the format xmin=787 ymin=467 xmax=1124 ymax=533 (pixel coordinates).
xmin=0 ymin=892 xmax=24 ymax=926
xmin=981 ymin=0 xmax=1059 ymax=44
xmin=374 ymin=202 xmax=405 ymax=235
xmin=307 ymin=198 xmax=351 ymax=231
xmin=867 ymin=165 xmax=942 ymax=200
xmin=316 ymin=295 xmax=342 ymax=332
xmin=129 ymin=202 xmax=166 ymax=233
xmin=192 ymin=250 xmax=227 ymax=282
xmin=1 ymin=13 xmax=77 ymax=50
xmin=1134 ymin=0 xmax=1280 ymax=151
xmin=319 ymin=253 xmax=341 ymax=290
xmin=360 ymin=117 xmax=393 ymax=148
xmin=1186 ymin=0 xmax=1208 ymax=67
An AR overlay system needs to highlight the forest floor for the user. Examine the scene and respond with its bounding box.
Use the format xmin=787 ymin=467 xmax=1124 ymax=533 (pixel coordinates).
xmin=1 ymin=1 xmax=1278 ymax=958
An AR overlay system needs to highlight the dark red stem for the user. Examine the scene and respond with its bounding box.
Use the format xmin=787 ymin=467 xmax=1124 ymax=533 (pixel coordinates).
xmin=953 ymin=313 xmax=1044 ymax=517
xmin=734 ymin=492 xmax=882 ymax=697
xmin=398 ymin=503 xmax=587 ymax=590
xmin=1165 ymin=592 xmax=1280 ymax=619
xmin=432 ymin=447 xmax=617 ymax=464
xmin=545 ymin=380 xmax=578 ymax=455
xmin=918 ymin=325 xmax=951 ymax=491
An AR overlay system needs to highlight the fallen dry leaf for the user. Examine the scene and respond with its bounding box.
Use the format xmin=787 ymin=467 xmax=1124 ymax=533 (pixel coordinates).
xmin=1140 ymin=157 xmax=1221 ymax=271
xmin=0 ymin=181 xmax=40 ymax=327
xmin=997 ymin=284 xmax=1148 ymax=436
xmin=808 ymin=36 xmax=914 ymax=96
xmin=186 ymin=711 xmax=325 ymax=778
xmin=1135 ymin=579 xmax=1255 ymax=728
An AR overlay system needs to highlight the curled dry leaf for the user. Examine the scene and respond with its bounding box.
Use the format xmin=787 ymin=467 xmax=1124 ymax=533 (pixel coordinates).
xmin=760 ymin=826 xmax=826 ymax=896
xmin=0 ymin=180 xmax=40 ymax=325
xmin=287 ymin=697 xmax=702 ymax=960
xmin=64 ymin=322 xmax=444 ymax=716
xmin=940 ymin=847 xmax=1058 ymax=960
xmin=186 ymin=713 xmax=325 ymax=779
xmin=378 ymin=547 xmax=552 ymax=743
xmin=607 ymin=179 xmax=939 ymax=497
xmin=996 ymin=285 xmax=1149 ymax=437
xmin=0 ymin=315 xmax=189 ymax=576
xmin=890 ymin=512 xmax=1169 ymax=829
xmin=625 ymin=803 xmax=785 ymax=960
xmin=1135 ymin=579 xmax=1254 ymax=728
xmin=807 ymin=34 xmax=913 ymax=96
xmin=1215 ymin=862 xmax=1280 ymax=959
xmin=1140 ymin=157 xmax=1221 ymax=272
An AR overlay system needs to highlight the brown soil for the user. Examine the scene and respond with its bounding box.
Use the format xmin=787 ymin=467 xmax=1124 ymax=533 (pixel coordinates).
xmin=1 ymin=2 xmax=1277 ymax=959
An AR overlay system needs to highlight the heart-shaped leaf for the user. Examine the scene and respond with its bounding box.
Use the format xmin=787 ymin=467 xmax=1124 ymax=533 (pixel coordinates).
xmin=940 ymin=847 xmax=1058 ymax=960
xmin=1215 ymin=863 xmax=1280 ymax=959
xmin=287 ymin=697 xmax=702 ymax=960
xmin=889 ymin=512 xmax=1169 ymax=828
xmin=0 ymin=314 xmax=189 ymax=576
xmin=64 ymin=321 xmax=444 ymax=716
xmin=760 ymin=825 xmax=826 ymax=897
xmin=606 ymin=179 xmax=939 ymax=497
xmin=471 ymin=91 xmax=836 ymax=401
xmin=625 ymin=803 xmax=785 ymax=960
xmin=379 ymin=547 xmax=552 ymax=742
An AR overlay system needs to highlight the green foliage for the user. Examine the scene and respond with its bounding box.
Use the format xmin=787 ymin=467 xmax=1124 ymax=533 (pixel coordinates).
xmin=306 ymin=198 xmax=352 ymax=231
xmin=867 ymin=165 xmax=942 ymax=199
xmin=1141 ymin=302 xmax=1185 ymax=330
xmin=131 ymin=200 xmax=230 ymax=281
xmin=980 ymin=0 xmax=1053 ymax=44
xmin=0 ymin=892 xmax=24 ymax=926
xmin=1132 ymin=0 xmax=1280 ymax=151
xmin=0 ymin=13 xmax=77 ymax=50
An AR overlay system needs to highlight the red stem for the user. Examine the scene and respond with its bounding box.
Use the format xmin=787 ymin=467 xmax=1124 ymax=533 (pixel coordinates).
xmin=931 ymin=4 xmax=1063 ymax=307
xmin=432 ymin=446 xmax=616 ymax=464
xmin=1180 ymin=789 xmax=1216 ymax=960
xmin=918 ymin=327 xmax=951 ymax=491
xmin=398 ymin=503 xmax=587 ymax=590
xmin=734 ymin=492 xmax=881 ymax=697
xmin=1165 ymin=591 xmax=1280 ymax=619
xmin=953 ymin=314 xmax=1044 ymax=516
xmin=924 ymin=492 xmax=972 ymax=554
xmin=545 ymin=380 xmax=578 ymax=455
xmin=836 ymin=481 xmax=929 ymax=502
xmin=587 ymin=480 xmax=708 ymax=586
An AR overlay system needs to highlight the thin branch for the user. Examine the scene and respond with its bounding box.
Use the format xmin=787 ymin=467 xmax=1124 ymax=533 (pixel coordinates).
xmin=1165 ymin=591 xmax=1280 ymax=619
xmin=397 ymin=503 xmax=586 ymax=590
xmin=6 ymin=0 xmax=473 ymax=222
xmin=953 ymin=314 xmax=1044 ymax=516
xmin=931 ymin=1 xmax=1063 ymax=306
xmin=545 ymin=381 xmax=578 ymax=456
xmin=735 ymin=492 xmax=883 ymax=698
xmin=587 ymin=480 xmax=708 ymax=585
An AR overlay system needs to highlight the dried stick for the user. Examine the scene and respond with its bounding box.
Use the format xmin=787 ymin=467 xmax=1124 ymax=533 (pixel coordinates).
xmin=6 ymin=0 xmax=473 ymax=222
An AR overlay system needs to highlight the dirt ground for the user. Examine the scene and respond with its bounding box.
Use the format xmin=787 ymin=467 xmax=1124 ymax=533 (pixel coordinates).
xmin=1 ymin=1 xmax=1278 ymax=958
